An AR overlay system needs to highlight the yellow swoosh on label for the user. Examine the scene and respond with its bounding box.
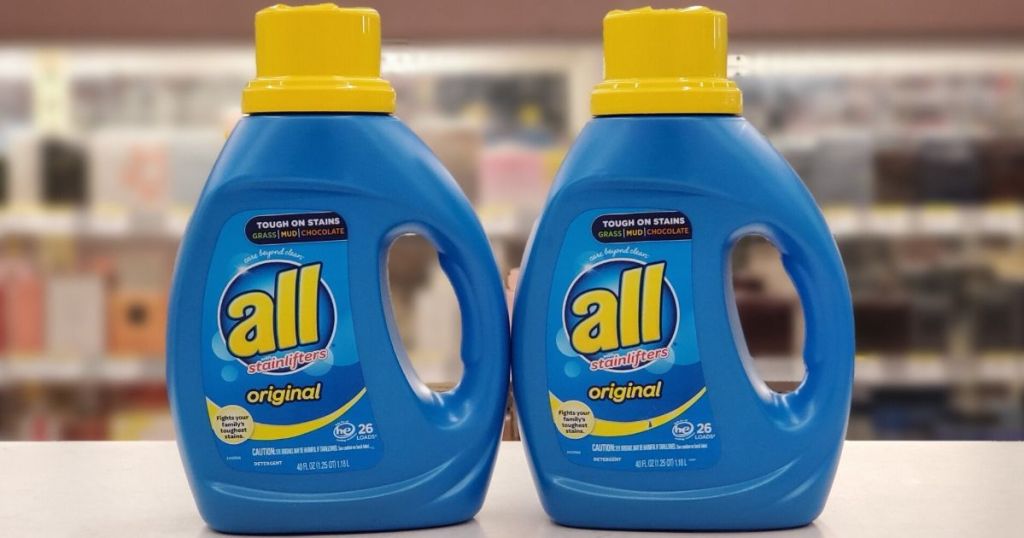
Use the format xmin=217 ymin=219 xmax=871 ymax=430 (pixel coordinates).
xmin=549 ymin=386 xmax=707 ymax=437
xmin=207 ymin=387 xmax=366 ymax=441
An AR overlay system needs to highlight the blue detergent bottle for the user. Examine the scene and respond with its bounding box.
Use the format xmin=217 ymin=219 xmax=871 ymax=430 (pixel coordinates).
xmin=166 ymin=4 xmax=509 ymax=533
xmin=511 ymin=6 xmax=854 ymax=530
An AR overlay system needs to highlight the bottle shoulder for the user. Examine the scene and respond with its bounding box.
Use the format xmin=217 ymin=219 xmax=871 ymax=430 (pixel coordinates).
xmin=547 ymin=116 xmax=815 ymax=215
xmin=200 ymin=114 xmax=466 ymax=207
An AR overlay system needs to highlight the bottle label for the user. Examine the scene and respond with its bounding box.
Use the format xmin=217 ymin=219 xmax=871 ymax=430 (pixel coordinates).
xmin=546 ymin=209 xmax=719 ymax=470
xmin=201 ymin=210 xmax=381 ymax=474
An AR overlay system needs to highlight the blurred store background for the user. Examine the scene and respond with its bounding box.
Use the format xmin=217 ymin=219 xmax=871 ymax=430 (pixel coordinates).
xmin=0 ymin=0 xmax=1023 ymax=441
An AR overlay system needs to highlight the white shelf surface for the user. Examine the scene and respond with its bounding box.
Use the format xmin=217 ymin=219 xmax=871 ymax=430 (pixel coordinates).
xmin=0 ymin=441 xmax=1019 ymax=537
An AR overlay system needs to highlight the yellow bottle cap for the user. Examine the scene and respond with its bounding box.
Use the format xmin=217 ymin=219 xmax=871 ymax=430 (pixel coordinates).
xmin=241 ymin=3 xmax=396 ymax=114
xmin=591 ymin=6 xmax=742 ymax=116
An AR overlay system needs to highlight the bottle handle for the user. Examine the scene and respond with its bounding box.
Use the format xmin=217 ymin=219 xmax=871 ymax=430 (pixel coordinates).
xmin=729 ymin=219 xmax=854 ymax=431
xmin=384 ymin=218 xmax=510 ymax=431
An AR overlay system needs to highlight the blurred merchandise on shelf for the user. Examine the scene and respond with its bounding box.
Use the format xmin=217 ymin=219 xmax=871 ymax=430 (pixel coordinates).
xmin=45 ymin=273 xmax=105 ymax=358
xmin=733 ymin=283 xmax=798 ymax=357
xmin=106 ymin=386 xmax=173 ymax=440
xmin=89 ymin=129 xmax=169 ymax=213
xmin=167 ymin=129 xmax=225 ymax=209
xmin=815 ymin=130 xmax=875 ymax=206
xmin=0 ymin=42 xmax=1023 ymax=441
xmin=409 ymin=265 xmax=463 ymax=384
xmin=107 ymin=289 xmax=167 ymax=358
xmin=41 ymin=137 xmax=88 ymax=207
xmin=415 ymin=120 xmax=483 ymax=203
xmin=1 ymin=257 xmax=45 ymax=355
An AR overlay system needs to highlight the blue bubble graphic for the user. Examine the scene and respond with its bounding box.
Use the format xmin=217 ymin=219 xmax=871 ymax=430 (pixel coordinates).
xmin=221 ymin=364 xmax=239 ymax=382
xmin=564 ymin=360 xmax=583 ymax=378
xmin=211 ymin=334 xmax=233 ymax=361
xmin=555 ymin=330 xmax=575 ymax=357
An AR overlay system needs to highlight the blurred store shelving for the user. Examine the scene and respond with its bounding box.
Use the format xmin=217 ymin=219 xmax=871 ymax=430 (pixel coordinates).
xmin=1 ymin=40 xmax=1023 ymax=441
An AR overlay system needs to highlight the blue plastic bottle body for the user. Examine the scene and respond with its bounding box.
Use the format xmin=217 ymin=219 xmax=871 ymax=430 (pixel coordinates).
xmin=168 ymin=114 xmax=509 ymax=534
xmin=512 ymin=115 xmax=854 ymax=530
